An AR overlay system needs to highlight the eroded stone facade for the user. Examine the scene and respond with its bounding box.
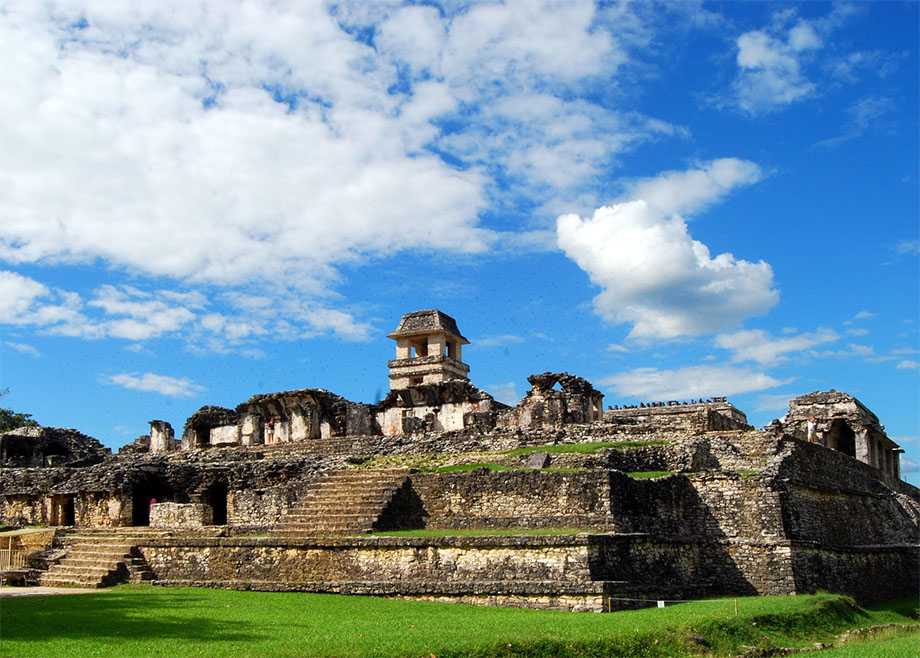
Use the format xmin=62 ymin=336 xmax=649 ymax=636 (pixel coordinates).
xmin=0 ymin=309 xmax=916 ymax=610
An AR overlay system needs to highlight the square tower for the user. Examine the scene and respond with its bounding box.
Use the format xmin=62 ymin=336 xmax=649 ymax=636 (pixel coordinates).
xmin=387 ymin=309 xmax=471 ymax=389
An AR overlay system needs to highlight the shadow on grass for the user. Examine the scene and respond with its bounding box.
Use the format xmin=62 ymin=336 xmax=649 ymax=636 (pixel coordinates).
xmin=0 ymin=588 xmax=260 ymax=645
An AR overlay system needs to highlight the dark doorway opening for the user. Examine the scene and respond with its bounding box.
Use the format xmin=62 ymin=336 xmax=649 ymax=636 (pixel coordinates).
xmin=826 ymin=419 xmax=856 ymax=458
xmin=206 ymin=482 xmax=229 ymax=525
xmin=62 ymin=496 xmax=75 ymax=526
xmin=131 ymin=475 xmax=177 ymax=526
xmin=194 ymin=426 xmax=210 ymax=448
xmin=51 ymin=495 xmax=76 ymax=526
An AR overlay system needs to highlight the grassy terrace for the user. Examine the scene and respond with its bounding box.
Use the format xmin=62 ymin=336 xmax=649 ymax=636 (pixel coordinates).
xmin=0 ymin=587 xmax=916 ymax=657
xmin=359 ymin=439 xmax=676 ymax=479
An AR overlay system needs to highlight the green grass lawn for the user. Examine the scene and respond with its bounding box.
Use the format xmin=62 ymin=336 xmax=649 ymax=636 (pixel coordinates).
xmin=0 ymin=587 xmax=916 ymax=657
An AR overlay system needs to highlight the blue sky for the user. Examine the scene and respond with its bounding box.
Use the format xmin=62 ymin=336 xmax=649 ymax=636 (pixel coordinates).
xmin=1 ymin=1 xmax=917 ymax=482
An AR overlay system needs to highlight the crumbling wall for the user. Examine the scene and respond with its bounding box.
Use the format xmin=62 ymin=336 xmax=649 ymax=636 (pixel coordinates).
xmin=237 ymin=389 xmax=377 ymax=446
xmin=151 ymin=502 xmax=213 ymax=529
xmin=604 ymin=399 xmax=750 ymax=434
xmin=0 ymin=427 xmax=110 ymax=468
xmin=375 ymin=381 xmax=501 ymax=437
xmin=497 ymin=372 xmax=603 ymax=430
xmin=408 ymin=471 xmax=613 ymax=529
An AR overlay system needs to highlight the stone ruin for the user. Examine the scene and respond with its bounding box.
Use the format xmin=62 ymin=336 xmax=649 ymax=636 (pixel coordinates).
xmin=0 ymin=426 xmax=110 ymax=468
xmin=772 ymin=390 xmax=903 ymax=483
xmin=0 ymin=309 xmax=916 ymax=611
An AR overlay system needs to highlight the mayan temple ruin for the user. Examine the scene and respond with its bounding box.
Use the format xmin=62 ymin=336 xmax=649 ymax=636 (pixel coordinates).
xmin=0 ymin=309 xmax=917 ymax=611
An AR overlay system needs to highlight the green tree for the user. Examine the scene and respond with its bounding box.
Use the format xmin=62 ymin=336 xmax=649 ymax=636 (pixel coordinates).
xmin=0 ymin=388 xmax=39 ymax=433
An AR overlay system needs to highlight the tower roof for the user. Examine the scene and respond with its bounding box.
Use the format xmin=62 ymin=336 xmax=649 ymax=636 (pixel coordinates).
xmin=387 ymin=309 xmax=469 ymax=343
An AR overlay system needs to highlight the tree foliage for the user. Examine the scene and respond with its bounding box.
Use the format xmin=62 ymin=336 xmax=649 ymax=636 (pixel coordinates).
xmin=0 ymin=388 xmax=39 ymax=433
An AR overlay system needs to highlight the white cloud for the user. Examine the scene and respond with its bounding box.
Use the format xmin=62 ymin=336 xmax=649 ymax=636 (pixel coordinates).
xmin=815 ymin=96 xmax=894 ymax=148
xmin=733 ymin=29 xmax=815 ymax=114
xmin=754 ymin=392 xmax=794 ymax=413
xmin=488 ymin=382 xmax=519 ymax=406
xmin=896 ymin=240 xmax=920 ymax=256
xmin=902 ymin=457 xmax=920 ymax=474
xmin=845 ymin=327 xmax=869 ymax=337
xmin=716 ymin=328 xmax=839 ymax=365
xmin=3 ymin=341 xmax=40 ymax=357
xmin=0 ymin=270 xmax=370 ymax=350
xmin=476 ymin=335 xmax=525 ymax=349
xmin=0 ymin=1 xmax=690 ymax=343
xmin=896 ymin=360 xmax=919 ymax=371
xmin=107 ymin=372 xmax=204 ymax=398
xmin=844 ymin=310 xmax=876 ymax=325
xmin=602 ymin=364 xmax=784 ymax=401
xmin=607 ymin=343 xmax=630 ymax=354
xmin=556 ymin=160 xmax=776 ymax=339
xmin=0 ymin=270 xmax=50 ymax=320
xmin=622 ymin=159 xmax=763 ymax=217
xmin=728 ymin=7 xmax=859 ymax=115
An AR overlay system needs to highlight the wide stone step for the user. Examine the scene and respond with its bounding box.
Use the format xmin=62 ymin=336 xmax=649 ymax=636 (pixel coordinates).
xmin=291 ymin=493 xmax=395 ymax=505
xmin=284 ymin=512 xmax=379 ymax=523
xmin=57 ymin=557 xmax=124 ymax=567
xmin=40 ymin=578 xmax=105 ymax=588
xmin=45 ymin=567 xmax=118 ymax=578
xmin=306 ymin=482 xmax=401 ymax=496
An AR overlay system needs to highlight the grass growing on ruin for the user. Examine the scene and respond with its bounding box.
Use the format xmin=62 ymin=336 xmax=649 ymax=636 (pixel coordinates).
xmin=505 ymin=439 xmax=668 ymax=456
xmin=1 ymin=587 xmax=917 ymax=658
xmin=363 ymin=527 xmax=595 ymax=537
xmin=626 ymin=470 xmax=674 ymax=479
xmin=430 ymin=462 xmax=512 ymax=473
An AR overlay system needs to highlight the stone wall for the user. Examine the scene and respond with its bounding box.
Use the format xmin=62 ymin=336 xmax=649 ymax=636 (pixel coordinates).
xmin=789 ymin=542 xmax=919 ymax=601
xmin=151 ymin=502 xmax=213 ymax=529
xmin=141 ymin=536 xmax=595 ymax=584
xmin=409 ymin=471 xmax=613 ymax=529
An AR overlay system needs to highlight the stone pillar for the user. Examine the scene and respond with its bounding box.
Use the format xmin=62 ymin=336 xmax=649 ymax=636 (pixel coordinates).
xmin=806 ymin=419 xmax=817 ymax=443
xmin=149 ymin=420 xmax=175 ymax=453
xmin=854 ymin=427 xmax=871 ymax=466
xmin=396 ymin=338 xmax=411 ymax=360
xmin=240 ymin=414 xmax=263 ymax=446
xmin=428 ymin=335 xmax=446 ymax=358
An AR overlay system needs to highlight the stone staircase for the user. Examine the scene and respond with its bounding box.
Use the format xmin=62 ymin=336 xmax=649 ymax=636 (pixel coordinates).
xmin=276 ymin=468 xmax=410 ymax=535
xmin=38 ymin=530 xmax=162 ymax=588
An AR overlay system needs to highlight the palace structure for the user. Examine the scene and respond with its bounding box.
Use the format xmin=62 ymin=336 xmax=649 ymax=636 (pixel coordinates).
xmin=0 ymin=310 xmax=916 ymax=611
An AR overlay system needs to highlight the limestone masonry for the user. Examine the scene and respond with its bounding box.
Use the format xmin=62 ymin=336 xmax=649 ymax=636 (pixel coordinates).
xmin=0 ymin=309 xmax=917 ymax=611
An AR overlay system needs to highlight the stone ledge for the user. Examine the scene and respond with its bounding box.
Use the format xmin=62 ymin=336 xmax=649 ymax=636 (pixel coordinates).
xmin=137 ymin=533 xmax=630 ymax=549
xmin=151 ymin=579 xmax=615 ymax=595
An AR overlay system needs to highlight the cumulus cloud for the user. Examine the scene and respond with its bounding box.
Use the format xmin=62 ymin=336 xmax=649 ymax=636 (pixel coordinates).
xmin=107 ymin=372 xmax=204 ymax=398
xmin=896 ymin=360 xmax=919 ymax=370
xmin=622 ymin=159 xmax=763 ymax=217
xmin=0 ymin=1 xmax=688 ymax=346
xmin=716 ymin=328 xmax=839 ymax=365
xmin=0 ymin=270 xmax=370 ymax=350
xmin=556 ymin=160 xmax=776 ymax=339
xmin=602 ymin=364 xmax=784 ymax=401
xmin=727 ymin=6 xmax=859 ymax=114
